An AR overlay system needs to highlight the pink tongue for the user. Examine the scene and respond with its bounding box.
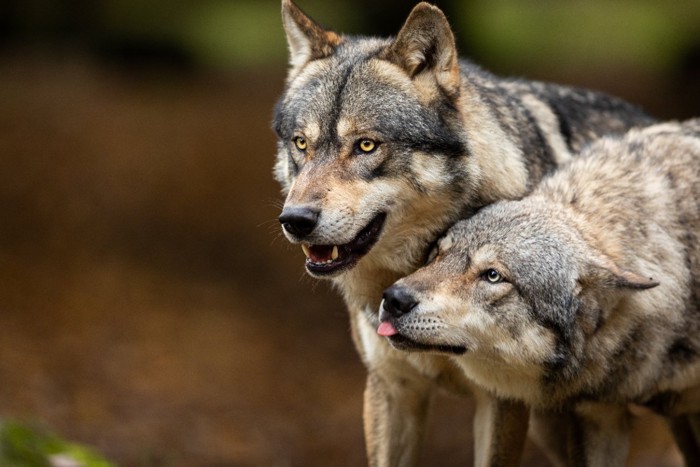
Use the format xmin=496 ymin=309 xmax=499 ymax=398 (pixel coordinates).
xmin=377 ymin=321 xmax=398 ymax=337
xmin=308 ymin=245 xmax=334 ymax=263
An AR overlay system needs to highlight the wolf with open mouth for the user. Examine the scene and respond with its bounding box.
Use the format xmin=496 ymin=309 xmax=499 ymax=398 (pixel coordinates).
xmin=273 ymin=1 xmax=655 ymax=465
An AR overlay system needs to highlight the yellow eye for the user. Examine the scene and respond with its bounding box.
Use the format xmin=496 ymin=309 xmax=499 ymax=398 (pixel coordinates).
xmin=358 ymin=139 xmax=376 ymax=153
xmin=294 ymin=136 xmax=307 ymax=151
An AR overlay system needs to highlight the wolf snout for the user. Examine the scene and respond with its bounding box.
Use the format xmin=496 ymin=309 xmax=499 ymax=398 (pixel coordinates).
xmin=382 ymin=285 xmax=418 ymax=318
xmin=279 ymin=206 xmax=319 ymax=238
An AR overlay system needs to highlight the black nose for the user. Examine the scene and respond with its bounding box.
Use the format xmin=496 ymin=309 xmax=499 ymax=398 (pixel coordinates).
xmin=279 ymin=206 xmax=320 ymax=237
xmin=382 ymin=285 xmax=418 ymax=318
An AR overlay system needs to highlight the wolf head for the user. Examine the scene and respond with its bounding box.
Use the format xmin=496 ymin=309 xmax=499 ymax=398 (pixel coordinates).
xmin=377 ymin=199 xmax=658 ymax=400
xmin=273 ymin=1 xmax=471 ymax=279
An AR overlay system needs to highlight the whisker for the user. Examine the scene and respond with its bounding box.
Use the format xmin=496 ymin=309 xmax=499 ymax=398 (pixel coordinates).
xmin=297 ymin=270 xmax=310 ymax=283
xmin=267 ymin=233 xmax=285 ymax=247
xmin=257 ymin=217 xmax=281 ymax=229
xmin=265 ymin=197 xmax=285 ymax=210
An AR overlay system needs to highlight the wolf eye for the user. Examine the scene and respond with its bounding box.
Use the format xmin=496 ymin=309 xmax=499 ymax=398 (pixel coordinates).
xmin=484 ymin=269 xmax=503 ymax=283
xmin=293 ymin=136 xmax=307 ymax=151
xmin=357 ymin=139 xmax=377 ymax=154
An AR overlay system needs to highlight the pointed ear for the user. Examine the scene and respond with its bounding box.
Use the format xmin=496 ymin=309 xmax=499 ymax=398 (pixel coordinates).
xmin=281 ymin=0 xmax=342 ymax=75
xmin=612 ymin=269 xmax=660 ymax=290
xmin=382 ymin=2 xmax=460 ymax=97
xmin=582 ymin=257 xmax=659 ymax=292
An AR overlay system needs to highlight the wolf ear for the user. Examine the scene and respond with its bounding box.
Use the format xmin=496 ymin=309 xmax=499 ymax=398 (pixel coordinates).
xmin=581 ymin=256 xmax=659 ymax=292
xmin=281 ymin=0 xmax=342 ymax=75
xmin=383 ymin=3 xmax=460 ymax=97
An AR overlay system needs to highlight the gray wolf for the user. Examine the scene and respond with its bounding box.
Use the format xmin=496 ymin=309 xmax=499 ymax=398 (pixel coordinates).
xmin=273 ymin=0 xmax=655 ymax=465
xmin=380 ymin=120 xmax=700 ymax=466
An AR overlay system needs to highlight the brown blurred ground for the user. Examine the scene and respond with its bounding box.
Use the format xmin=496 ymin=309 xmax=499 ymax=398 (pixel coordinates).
xmin=0 ymin=47 xmax=690 ymax=466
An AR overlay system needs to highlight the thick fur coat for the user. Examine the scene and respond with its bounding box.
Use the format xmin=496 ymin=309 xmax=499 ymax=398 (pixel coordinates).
xmin=273 ymin=1 xmax=656 ymax=465
xmin=382 ymin=120 xmax=700 ymax=465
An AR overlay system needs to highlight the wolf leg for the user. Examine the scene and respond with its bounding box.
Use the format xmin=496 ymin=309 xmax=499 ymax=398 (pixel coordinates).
xmin=669 ymin=415 xmax=700 ymax=466
xmin=363 ymin=370 xmax=433 ymax=467
xmin=568 ymin=403 xmax=631 ymax=467
xmin=472 ymin=390 xmax=529 ymax=467
xmin=529 ymin=409 xmax=571 ymax=467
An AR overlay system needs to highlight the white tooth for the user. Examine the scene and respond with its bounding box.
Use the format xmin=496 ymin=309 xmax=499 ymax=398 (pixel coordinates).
xmin=301 ymin=244 xmax=310 ymax=258
xmin=331 ymin=245 xmax=339 ymax=261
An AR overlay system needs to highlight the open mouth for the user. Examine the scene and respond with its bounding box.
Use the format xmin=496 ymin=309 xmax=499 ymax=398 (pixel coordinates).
xmin=378 ymin=321 xmax=466 ymax=355
xmin=301 ymin=212 xmax=386 ymax=277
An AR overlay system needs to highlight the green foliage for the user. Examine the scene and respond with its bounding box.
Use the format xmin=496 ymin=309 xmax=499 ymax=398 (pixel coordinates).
xmin=0 ymin=420 xmax=114 ymax=467
xmin=184 ymin=0 xmax=360 ymax=68
xmin=457 ymin=0 xmax=700 ymax=73
xmin=185 ymin=2 xmax=286 ymax=68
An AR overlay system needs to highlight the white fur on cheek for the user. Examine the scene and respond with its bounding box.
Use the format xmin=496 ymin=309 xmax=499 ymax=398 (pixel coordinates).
xmin=494 ymin=325 xmax=555 ymax=367
xmin=459 ymin=306 xmax=499 ymax=351
xmin=411 ymin=152 xmax=448 ymax=191
xmin=273 ymin=148 xmax=292 ymax=194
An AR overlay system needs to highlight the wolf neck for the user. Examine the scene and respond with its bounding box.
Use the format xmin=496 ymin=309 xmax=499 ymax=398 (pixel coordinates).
xmin=337 ymin=264 xmax=404 ymax=316
xmin=458 ymin=89 xmax=530 ymax=207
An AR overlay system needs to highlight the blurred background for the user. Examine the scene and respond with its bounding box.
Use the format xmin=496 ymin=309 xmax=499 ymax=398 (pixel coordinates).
xmin=0 ymin=0 xmax=698 ymax=465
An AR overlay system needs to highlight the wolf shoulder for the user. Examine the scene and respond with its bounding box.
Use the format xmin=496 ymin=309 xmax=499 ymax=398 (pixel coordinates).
xmin=459 ymin=60 xmax=654 ymax=143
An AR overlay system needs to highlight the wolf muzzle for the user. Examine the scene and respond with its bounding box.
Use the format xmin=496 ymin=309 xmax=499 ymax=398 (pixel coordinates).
xmin=379 ymin=284 xmax=467 ymax=354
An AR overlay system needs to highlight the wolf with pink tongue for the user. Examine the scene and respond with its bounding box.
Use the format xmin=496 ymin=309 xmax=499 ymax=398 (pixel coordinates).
xmin=380 ymin=120 xmax=700 ymax=466
xmin=273 ymin=1 xmax=656 ymax=465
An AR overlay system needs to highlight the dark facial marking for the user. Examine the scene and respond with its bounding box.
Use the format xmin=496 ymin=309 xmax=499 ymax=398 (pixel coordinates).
xmin=667 ymin=338 xmax=699 ymax=364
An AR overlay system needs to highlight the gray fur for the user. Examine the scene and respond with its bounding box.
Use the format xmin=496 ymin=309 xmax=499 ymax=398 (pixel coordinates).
xmin=384 ymin=120 xmax=700 ymax=465
xmin=274 ymin=1 xmax=657 ymax=465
